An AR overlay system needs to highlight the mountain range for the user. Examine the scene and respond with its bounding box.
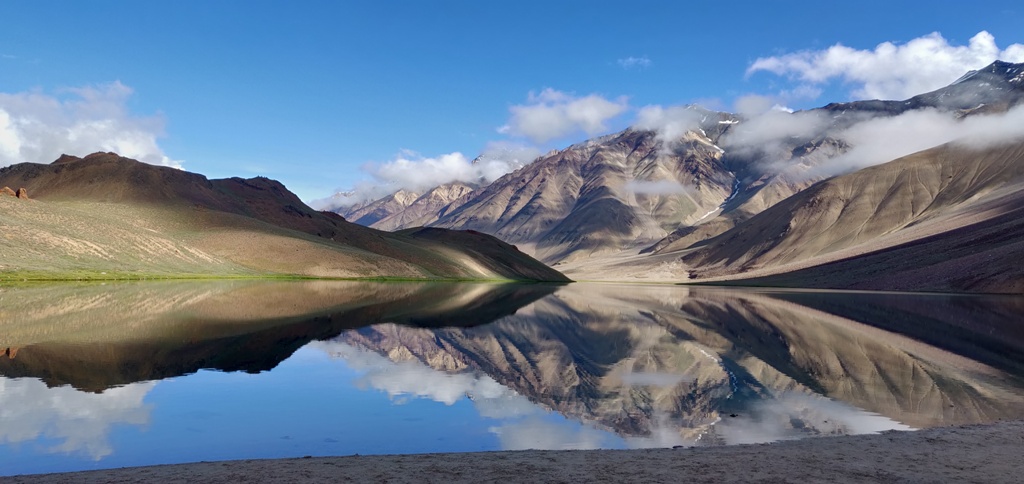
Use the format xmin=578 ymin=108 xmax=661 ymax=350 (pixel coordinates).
xmin=337 ymin=61 xmax=1024 ymax=293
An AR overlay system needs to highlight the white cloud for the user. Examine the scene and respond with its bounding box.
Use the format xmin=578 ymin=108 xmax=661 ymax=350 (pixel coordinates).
xmin=617 ymin=56 xmax=652 ymax=70
xmin=488 ymin=416 xmax=615 ymax=450
xmin=311 ymin=340 xmax=621 ymax=451
xmin=733 ymin=95 xmax=777 ymax=116
xmin=312 ymin=143 xmax=541 ymax=210
xmin=499 ymin=88 xmax=628 ymax=143
xmin=721 ymin=109 xmax=832 ymax=162
xmin=475 ymin=141 xmax=542 ymax=181
xmin=0 ymin=81 xmax=181 ymax=168
xmin=624 ymin=179 xmax=692 ymax=196
xmin=748 ymin=31 xmax=1024 ymax=100
xmin=633 ymin=104 xmax=703 ymax=145
xmin=713 ymin=392 xmax=910 ymax=445
xmin=0 ymin=377 xmax=155 ymax=460
xmin=814 ymin=105 xmax=1024 ymax=177
xmin=312 ymin=340 xmax=515 ymax=406
xmin=370 ymin=151 xmax=476 ymax=194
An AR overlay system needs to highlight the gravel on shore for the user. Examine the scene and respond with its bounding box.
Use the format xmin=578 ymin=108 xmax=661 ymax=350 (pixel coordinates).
xmin=8 ymin=421 xmax=1024 ymax=483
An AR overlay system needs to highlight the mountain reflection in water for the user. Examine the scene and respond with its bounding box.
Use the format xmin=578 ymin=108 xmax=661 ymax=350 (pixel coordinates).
xmin=1 ymin=281 xmax=1022 ymax=475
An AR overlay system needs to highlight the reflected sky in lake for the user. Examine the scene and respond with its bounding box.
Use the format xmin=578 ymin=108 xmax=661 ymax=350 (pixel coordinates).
xmin=1 ymin=281 xmax=1022 ymax=476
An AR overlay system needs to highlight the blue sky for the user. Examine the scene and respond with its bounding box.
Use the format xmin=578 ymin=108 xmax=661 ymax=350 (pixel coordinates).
xmin=2 ymin=0 xmax=1023 ymax=202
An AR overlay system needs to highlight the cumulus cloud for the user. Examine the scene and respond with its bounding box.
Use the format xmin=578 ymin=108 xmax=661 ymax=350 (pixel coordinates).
xmin=0 ymin=377 xmax=155 ymax=460
xmin=633 ymin=104 xmax=703 ymax=145
xmin=499 ymin=88 xmax=628 ymax=143
xmin=617 ymin=56 xmax=652 ymax=70
xmin=0 ymin=81 xmax=181 ymax=168
xmin=748 ymin=31 xmax=1024 ymax=101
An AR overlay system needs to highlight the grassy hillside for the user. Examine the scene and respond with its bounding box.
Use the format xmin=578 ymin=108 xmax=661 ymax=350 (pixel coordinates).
xmin=0 ymin=153 xmax=569 ymax=282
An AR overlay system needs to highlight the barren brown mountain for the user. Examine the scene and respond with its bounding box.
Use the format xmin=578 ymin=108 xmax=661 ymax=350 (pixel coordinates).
xmin=369 ymin=182 xmax=476 ymax=232
xmin=0 ymin=152 xmax=568 ymax=281
xmin=429 ymin=117 xmax=740 ymax=264
xmin=678 ymin=140 xmax=1024 ymax=293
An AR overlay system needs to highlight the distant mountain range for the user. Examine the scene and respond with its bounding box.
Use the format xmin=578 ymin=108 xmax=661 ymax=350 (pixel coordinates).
xmin=335 ymin=61 xmax=1024 ymax=293
xmin=0 ymin=152 xmax=568 ymax=282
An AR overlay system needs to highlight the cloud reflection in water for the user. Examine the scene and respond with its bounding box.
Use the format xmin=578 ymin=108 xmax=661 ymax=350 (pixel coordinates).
xmin=310 ymin=341 xmax=623 ymax=450
xmin=0 ymin=378 xmax=154 ymax=460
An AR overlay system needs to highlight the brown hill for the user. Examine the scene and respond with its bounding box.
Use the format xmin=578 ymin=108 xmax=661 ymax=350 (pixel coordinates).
xmin=0 ymin=280 xmax=556 ymax=392
xmin=678 ymin=140 xmax=1024 ymax=293
xmin=0 ymin=153 xmax=568 ymax=281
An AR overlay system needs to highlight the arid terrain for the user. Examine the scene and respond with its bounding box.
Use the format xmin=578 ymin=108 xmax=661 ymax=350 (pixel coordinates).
xmin=335 ymin=61 xmax=1024 ymax=293
xmin=10 ymin=421 xmax=1024 ymax=483
xmin=0 ymin=153 xmax=568 ymax=282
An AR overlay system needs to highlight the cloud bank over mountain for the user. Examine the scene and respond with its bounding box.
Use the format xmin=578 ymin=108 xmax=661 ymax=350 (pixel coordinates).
xmin=498 ymin=88 xmax=629 ymax=144
xmin=0 ymin=82 xmax=181 ymax=168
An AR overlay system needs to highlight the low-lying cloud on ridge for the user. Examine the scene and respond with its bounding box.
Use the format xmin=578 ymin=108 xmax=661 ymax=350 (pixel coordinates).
xmin=748 ymin=30 xmax=1024 ymax=101
xmin=633 ymin=104 xmax=703 ymax=148
xmin=498 ymin=88 xmax=629 ymax=144
xmin=311 ymin=142 xmax=540 ymax=210
xmin=0 ymin=82 xmax=182 ymax=168
xmin=721 ymin=103 xmax=1024 ymax=181
xmin=813 ymin=104 xmax=1024 ymax=178
xmin=721 ymin=108 xmax=833 ymax=163
xmin=624 ymin=179 xmax=693 ymax=196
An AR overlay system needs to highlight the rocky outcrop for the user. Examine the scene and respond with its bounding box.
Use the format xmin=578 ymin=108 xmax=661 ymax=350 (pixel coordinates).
xmin=1 ymin=186 xmax=29 ymax=199
xmin=51 ymin=154 xmax=82 ymax=165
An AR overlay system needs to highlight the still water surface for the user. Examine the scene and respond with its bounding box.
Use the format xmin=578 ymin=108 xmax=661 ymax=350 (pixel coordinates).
xmin=1 ymin=281 xmax=1023 ymax=476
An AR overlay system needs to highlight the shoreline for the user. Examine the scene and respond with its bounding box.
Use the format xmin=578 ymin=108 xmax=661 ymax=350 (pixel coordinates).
xmin=10 ymin=421 xmax=1023 ymax=483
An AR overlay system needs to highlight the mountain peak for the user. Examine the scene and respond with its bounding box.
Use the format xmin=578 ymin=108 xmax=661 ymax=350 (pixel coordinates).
xmin=51 ymin=154 xmax=82 ymax=165
xmin=952 ymin=60 xmax=1024 ymax=86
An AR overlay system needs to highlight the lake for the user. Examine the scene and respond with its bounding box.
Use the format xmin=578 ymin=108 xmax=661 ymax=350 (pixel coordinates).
xmin=2 ymin=281 xmax=1023 ymax=476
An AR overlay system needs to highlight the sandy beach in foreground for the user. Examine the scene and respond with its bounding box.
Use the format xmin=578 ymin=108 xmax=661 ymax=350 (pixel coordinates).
xmin=9 ymin=421 xmax=1023 ymax=483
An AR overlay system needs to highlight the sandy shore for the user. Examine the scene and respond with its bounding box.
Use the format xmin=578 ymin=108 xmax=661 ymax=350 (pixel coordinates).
xmin=9 ymin=421 xmax=1023 ymax=483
